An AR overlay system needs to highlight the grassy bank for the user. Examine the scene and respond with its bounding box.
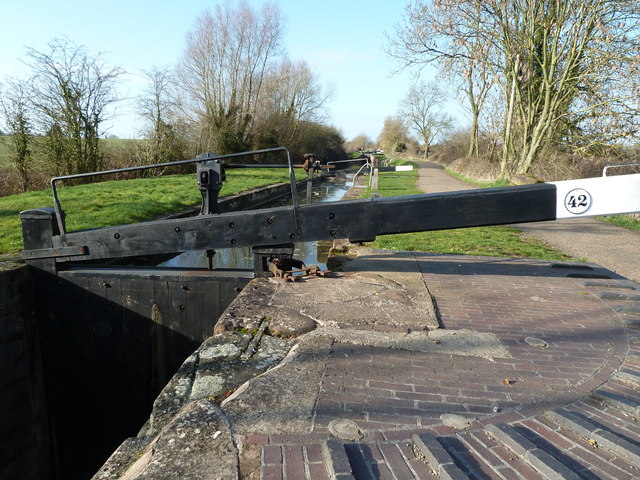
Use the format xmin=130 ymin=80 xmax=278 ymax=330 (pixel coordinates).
xmin=0 ymin=136 xmax=142 ymax=169
xmin=363 ymin=160 xmax=570 ymax=261
xmin=601 ymin=214 xmax=640 ymax=232
xmin=0 ymin=168 xmax=303 ymax=255
xmin=447 ymin=169 xmax=511 ymax=188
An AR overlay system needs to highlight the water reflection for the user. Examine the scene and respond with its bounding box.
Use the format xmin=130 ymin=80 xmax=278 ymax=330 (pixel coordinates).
xmin=159 ymin=177 xmax=351 ymax=270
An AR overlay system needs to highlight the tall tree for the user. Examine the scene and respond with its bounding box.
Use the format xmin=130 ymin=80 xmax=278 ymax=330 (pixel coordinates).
xmin=388 ymin=1 xmax=494 ymax=157
xmin=137 ymin=67 xmax=185 ymax=165
xmin=254 ymin=58 xmax=333 ymax=149
xmin=0 ymin=78 xmax=33 ymax=191
xmin=177 ymin=0 xmax=284 ymax=154
xmin=26 ymin=37 xmax=123 ymax=175
xmin=400 ymin=80 xmax=453 ymax=158
xmin=486 ymin=0 xmax=640 ymax=174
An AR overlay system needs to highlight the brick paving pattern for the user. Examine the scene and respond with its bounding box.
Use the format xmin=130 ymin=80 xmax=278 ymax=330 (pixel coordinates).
xmin=251 ymin=254 xmax=640 ymax=479
xmin=251 ymin=163 xmax=639 ymax=478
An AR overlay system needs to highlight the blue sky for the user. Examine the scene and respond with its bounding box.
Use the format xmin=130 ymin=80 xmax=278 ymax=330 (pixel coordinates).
xmin=0 ymin=0 xmax=451 ymax=141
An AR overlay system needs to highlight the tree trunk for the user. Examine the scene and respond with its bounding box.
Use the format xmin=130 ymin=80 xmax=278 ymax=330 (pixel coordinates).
xmin=500 ymin=59 xmax=519 ymax=177
xmin=467 ymin=106 xmax=480 ymax=157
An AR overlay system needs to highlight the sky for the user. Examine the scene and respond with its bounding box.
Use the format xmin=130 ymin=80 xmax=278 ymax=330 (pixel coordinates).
xmin=0 ymin=0 xmax=454 ymax=142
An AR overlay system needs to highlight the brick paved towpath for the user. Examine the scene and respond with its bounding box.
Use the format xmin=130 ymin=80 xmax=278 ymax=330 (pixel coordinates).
xmin=248 ymin=164 xmax=640 ymax=479
xmin=250 ymin=249 xmax=640 ymax=479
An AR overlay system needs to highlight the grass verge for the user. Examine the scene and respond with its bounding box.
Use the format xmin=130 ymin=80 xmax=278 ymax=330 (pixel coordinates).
xmin=601 ymin=214 xmax=640 ymax=231
xmin=446 ymin=169 xmax=511 ymax=188
xmin=0 ymin=168 xmax=302 ymax=255
xmin=363 ymin=160 xmax=571 ymax=261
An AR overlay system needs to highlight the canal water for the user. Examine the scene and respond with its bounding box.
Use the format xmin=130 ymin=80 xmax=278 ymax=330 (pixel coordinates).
xmin=159 ymin=176 xmax=352 ymax=270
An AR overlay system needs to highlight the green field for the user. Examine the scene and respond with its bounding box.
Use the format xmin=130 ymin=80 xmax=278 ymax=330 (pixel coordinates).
xmin=0 ymin=136 xmax=142 ymax=169
xmin=0 ymin=138 xmax=11 ymax=167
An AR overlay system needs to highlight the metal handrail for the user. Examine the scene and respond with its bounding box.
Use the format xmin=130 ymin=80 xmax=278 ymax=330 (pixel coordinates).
xmin=602 ymin=162 xmax=640 ymax=177
xmin=326 ymin=158 xmax=368 ymax=165
xmin=352 ymin=161 xmax=373 ymax=188
xmin=51 ymin=147 xmax=297 ymax=235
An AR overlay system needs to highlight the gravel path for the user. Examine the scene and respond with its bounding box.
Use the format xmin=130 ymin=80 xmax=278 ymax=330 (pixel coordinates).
xmin=416 ymin=161 xmax=640 ymax=282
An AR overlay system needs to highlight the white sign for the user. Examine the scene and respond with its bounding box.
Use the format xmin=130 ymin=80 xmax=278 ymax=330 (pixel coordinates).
xmin=551 ymin=174 xmax=640 ymax=219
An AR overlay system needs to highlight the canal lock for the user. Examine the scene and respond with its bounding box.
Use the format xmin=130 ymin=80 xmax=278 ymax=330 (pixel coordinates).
xmin=0 ymin=173 xmax=351 ymax=480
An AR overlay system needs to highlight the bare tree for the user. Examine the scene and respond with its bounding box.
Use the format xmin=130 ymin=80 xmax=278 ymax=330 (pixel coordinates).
xmin=254 ymin=58 xmax=333 ymax=148
xmin=176 ymin=0 xmax=284 ymax=154
xmin=400 ymin=80 xmax=453 ymax=158
xmin=26 ymin=37 xmax=123 ymax=175
xmin=0 ymin=78 xmax=33 ymax=191
xmin=388 ymin=1 xmax=494 ymax=157
xmin=137 ymin=67 xmax=185 ymax=165
xmin=345 ymin=134 xmax=373 ymax=152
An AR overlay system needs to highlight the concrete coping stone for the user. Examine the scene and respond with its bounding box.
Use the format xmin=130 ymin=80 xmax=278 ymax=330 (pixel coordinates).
xmin=412 ymin=433 xmax=468 ymax=480
xmin=92 ymin=399 xmax=238 ymax=480
xmin=592 ymin=429 xmax=640 ymax=465
xmin=614 ymin=368 xmax=640 ymax=387
xmin=591 ymin=389 xmax=640 ymax=418
xmin=544 ymin=409 xmax=595 ymax=438
xmin=486 ymin=423 xmax=582 ymax=480
xmin=546 ymin=409 xmax=640 ymax=466
xmin=323 ymin=439 xmax=353 ymax=477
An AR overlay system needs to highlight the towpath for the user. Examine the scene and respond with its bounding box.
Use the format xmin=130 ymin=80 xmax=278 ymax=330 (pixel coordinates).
xmin=417 ymin=162 xmax=640 ymax=282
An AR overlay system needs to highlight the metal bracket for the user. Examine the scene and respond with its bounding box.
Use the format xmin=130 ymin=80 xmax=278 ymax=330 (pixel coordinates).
xmin=252 ymin=244 xmax=295 ymax=277
xmin=196 ymin=153 xmax=224 ymax=215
